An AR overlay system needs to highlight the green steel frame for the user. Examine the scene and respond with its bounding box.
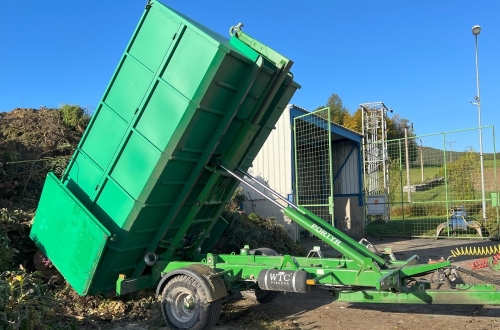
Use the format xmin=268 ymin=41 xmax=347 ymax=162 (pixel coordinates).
xmin=293 ymin=108 xmax=335 ymax=228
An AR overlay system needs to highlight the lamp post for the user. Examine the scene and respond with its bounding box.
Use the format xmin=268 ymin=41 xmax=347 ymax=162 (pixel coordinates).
xmin=472 ymin=25 xmax=486 ymax=222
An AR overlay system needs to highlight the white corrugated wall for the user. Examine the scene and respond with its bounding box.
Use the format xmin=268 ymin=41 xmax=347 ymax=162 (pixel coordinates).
xmin=240 ymin=106 xmax=299 ymax=241
xmin=243 ymin=105 xmax=292 ymax=199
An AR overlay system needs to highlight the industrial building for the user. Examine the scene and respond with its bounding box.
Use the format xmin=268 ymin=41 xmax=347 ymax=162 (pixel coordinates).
xmin=240 ymin=104 xmax=365 ymax=241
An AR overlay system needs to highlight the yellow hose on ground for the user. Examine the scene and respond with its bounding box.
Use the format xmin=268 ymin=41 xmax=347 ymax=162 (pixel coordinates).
xmin=450 ymin=244 xmax=500 ymax=258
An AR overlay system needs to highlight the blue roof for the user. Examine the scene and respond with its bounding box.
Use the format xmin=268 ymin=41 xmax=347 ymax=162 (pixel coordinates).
xmin=288 ymin=104 xmax=363 ymax=143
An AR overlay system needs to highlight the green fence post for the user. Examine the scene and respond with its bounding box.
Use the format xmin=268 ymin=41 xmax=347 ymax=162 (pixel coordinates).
xmin=443 ymin=132 xmax=450 ymax=237
xmin=327 ymin=108 xmax=335 ymax=224
xmin=399 ymin=140 xmax=405 ymax=235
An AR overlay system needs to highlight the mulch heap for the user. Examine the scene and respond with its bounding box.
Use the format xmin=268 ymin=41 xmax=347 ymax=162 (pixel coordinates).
xmin=0 ymin=106 xmax=90 ymax=271
xmin=214 ymin=209 xmax=307 ymax=256
xmin=0 ymin=106 xmax=87 ymax=208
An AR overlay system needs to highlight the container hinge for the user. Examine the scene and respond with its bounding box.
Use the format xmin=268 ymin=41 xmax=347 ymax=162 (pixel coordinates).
xmin=229 ymin=23 xmax=244 ymax=36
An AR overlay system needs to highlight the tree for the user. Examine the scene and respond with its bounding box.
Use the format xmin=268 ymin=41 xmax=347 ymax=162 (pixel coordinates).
xmin=446 ymin=148 xmax=480 ymax=202
xmin=386 ymin=114 xmax=412 ymax=140
xmin=388 ymin=158 xmax=403 ymax=203
xmin=386 ymin=114 xmax=418 ymax=164
xmin=343 ymin=108 xmax=362 ymax=132
xmin=316 ymin=93 xmax=350 ymax=125
xmin=315 ymin=93 xmax=417 ymax=163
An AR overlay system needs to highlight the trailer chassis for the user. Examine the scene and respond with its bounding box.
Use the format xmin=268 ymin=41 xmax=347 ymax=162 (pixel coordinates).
xmin=115 ymin=165 xmax=500 ymax=329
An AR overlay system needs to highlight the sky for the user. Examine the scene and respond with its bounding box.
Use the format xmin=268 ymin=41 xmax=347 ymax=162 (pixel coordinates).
xmin=1 ymin=0 xmax=499 ymax=144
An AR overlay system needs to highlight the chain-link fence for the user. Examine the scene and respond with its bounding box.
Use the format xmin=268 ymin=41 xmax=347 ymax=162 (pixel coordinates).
xmin=294 ymin=108 xmax=334 ymax=240
xmin=366 ymin=126 xmax=500 ymax=238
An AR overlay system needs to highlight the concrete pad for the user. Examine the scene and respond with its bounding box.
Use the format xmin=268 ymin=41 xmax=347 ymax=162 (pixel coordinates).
xmin=301 ymin=237 xmax=500 ymax=267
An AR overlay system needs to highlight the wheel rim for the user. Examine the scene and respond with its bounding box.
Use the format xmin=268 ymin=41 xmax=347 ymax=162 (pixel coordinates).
xmin=170 ymin=292 xmax=197 ymax=323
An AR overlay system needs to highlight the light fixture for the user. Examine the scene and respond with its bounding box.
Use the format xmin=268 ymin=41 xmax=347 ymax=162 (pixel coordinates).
xmin=472 ymin=25 xmax=481 ymax=36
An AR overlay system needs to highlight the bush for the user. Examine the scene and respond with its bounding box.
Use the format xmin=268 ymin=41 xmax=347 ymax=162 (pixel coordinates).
xmin=0 ymin=235 xmax=14 ymax=271
xmin=390 ymin=203 xmax=447 ymax=217
xmin=485 ymin=206 xmax=500 ymax=238
xmin=0 ymin=268 xmax=55 ymax=330
xmin=0 ymin=208 xmax=36 ymax=269
xmin=59 ymin=104 xmax=89 ymax=131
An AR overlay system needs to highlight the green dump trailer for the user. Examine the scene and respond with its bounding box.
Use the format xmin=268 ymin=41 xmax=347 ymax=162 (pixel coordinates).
xmin=31 ymin=1 xmax=500 ymax=330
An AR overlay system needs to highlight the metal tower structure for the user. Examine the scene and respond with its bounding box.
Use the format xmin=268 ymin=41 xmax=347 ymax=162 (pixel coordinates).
xmin=360 ymin=102 xmax=391 ymax=223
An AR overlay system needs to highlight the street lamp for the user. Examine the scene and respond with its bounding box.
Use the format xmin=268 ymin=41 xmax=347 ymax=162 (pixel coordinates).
xmin=472 ymin=24 xmax=486 ymax=222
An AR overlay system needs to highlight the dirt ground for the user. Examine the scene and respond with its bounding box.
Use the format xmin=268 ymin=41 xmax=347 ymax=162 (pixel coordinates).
xmin=101 ymin=238 xmax=500 ymax=330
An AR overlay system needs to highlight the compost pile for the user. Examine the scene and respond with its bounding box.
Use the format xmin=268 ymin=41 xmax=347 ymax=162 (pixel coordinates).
xmin=0 ymin=106 xmax=305 ymax=329
xmin=0 ymin=106 xmax=89 ymax=271
xmin=0 ymin=106 xmax=87 ymax=208
xmin=215 ymin=203 xmax=306 ymax=256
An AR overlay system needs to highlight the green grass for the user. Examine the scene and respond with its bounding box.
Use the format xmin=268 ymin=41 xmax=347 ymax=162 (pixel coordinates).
xmin=393 ymin=184 xmax=476 ymax=204
xmin=405 ymin=166 xmax=443 ymax=185
xmin=483 ymin=159 xmax=498 ymax=167
xmin=393 ymin=185 xmax=448 ymax=203
xmin=393 ymin=177 xmax=497 ymax=204
xmin=386 ymin=162 xmax=497 ymax=186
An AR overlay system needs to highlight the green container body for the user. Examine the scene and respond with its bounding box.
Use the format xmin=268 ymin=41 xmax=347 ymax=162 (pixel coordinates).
xmin=30 ymin=1 xmax=299 ymax=295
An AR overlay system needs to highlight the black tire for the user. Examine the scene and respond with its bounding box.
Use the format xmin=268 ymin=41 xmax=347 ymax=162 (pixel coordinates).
xmin=243 ymin=248 xmax=280 ymax=304
xmin=249 ymin=247 xmax=279 ymax=256
xmin=161 ymin=274 xmax=222 ymax=330
xmin=241 ymin=289 xmax=280 ymax=304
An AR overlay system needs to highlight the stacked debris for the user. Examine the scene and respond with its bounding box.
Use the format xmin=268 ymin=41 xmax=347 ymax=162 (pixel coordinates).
xmin=214 ymin=207 xmax=307 ymax=256
xmin=0 ymin=106 xmax=89 ymax=208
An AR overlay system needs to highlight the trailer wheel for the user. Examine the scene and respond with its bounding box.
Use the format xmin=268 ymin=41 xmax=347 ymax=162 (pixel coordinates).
xmin=161 ymin=274 xmax=222 ymax=330
xmin=249 ymin=247 xmax=279 ymax=256
xmin=241 ymin=289 xmax=280 ymax=304
xmin=243 ymin=247 xmax=280 ymax=304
